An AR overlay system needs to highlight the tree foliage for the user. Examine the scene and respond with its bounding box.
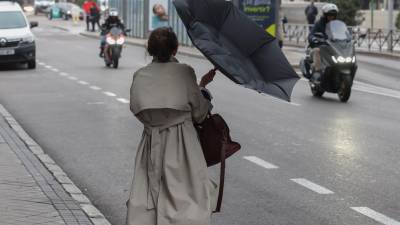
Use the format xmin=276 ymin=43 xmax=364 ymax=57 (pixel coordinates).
xmin=396 ymin=12 xmax=400 ymax=29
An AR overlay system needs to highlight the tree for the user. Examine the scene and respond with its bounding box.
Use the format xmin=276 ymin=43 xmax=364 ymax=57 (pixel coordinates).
xmin=322 ymin=0 xmax=363 ymax=26
xmin=396 ymin=12 xmax=400 ymax=29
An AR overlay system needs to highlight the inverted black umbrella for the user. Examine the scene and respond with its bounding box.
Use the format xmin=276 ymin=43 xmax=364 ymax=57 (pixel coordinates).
xmin=173 ymin=0 xmax=299 ymax=101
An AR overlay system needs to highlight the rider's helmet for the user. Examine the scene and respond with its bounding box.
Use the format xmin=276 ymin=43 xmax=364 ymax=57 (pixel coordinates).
xmin=108 ymin=8 xmax=119 ymax=21
xmin=322 ymin=3 xmax=339 ymax=19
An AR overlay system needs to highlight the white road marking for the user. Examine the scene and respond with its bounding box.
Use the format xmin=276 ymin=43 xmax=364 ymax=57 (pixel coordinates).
xmin=45 ymin=65 xmax=53 ymax=69
xmin=59 ymin=72 xmax=68 ymax=76
xmin=90 ymin=86 xmax=101 ymax=90
xmin=260 ymin=93 xmax=301 ymax=107
xmin=38 ymin=62 xmax=45 ymax=66
xmin=103 ymin=91 xmax=117 ymax=97
xmin=78 ymin=81 xmax=89 ymax=85
xmin=52 ymin=68 xmax=59 ymax=72
xmin=87 ymin=102 xmax=105 ymax=105
xmin=351 ymin=207 xmax=400 ymax=225
xmin=299 ymin=77 xmax=400 ymax=100
xmin=68 ymin=76 xmax=78 ymax=80
xmin=243 ymin=156 xmax=279 ymax=169
xmin=291 ymin=178 xmax=334 ymax=194
xmin=116 ymin=98 xmax=130 ymax=104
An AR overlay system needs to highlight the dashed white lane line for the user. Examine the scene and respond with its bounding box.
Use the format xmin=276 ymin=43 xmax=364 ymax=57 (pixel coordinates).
xmin=68 ymin=76 xmax=78 ymax=80
xmin=45 ymin=65 xmax=53 ymax=69
xmin=90 ymin=85 xmax=102 ymax=90
xmin=244 ymin=156 xmax=279 ymax=169
xmin=351 ymin=207 xmax=400 ymax=225
xmin=116 ymin=98 xmax=130 ymax=104
xmin=52 ymin=68 xmax=59 ymax=72
xmin=103 ymin=91 xmax=117 ymax=97
xmin=59 ymin=72 xmax=68 ymax=76
xmin=291 ymin=178 xmax=334 ymax=194
xmin=78 ymin=81 xmax=89 ymax=85
xmin=38 ymin=62 xmax=45 ymax=66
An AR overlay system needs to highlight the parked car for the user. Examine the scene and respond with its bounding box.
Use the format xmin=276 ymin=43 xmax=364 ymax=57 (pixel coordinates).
xmin=34 ymin=0 xmax=54 ymax=15
xmin=0 ymin=1 xmax=38 ymax=69
xmin=45 ymin=2 xmax=83 ymax=20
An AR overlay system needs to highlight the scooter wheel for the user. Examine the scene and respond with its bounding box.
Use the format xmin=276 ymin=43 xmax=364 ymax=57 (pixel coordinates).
xmin=338 ymin=80 xmax=351 ymax=102
xmin=310 ymin=84 xmax=324 ymax=97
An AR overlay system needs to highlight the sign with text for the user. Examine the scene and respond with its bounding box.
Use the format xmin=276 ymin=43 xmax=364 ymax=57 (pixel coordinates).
xmin=239 ymin=0 xmax=277 ymax=36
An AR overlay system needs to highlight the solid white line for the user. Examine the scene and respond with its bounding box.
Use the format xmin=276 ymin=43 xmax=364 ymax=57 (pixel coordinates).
xmin=59 ymin=72 xmax=68 ymax=76
xmin=78 ymin=81 xmax=89 ymax=85
xmin=103 ymin=91 xmax=117 ymax=97
xmin=116 ymin=98 xmax=130 ymax=104
xmin=299 ymin=78 xmax=400 ymax=100
xmin=243 ymin=156 xmax=279 ymax=169
xmin=68 ymin=76 xmax=78 ymax=80
xmin=90 ymin=86 xmax=101 ymax=90
xmin=351 ymin=207 xmax=400 ymax=225
xmin=291 ymin=178 xmax=334 ymax=194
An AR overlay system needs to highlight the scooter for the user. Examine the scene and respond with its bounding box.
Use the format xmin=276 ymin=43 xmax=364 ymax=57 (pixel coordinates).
xmin=103 ymin=26 xmax=130 ymax=68
xmin=300 ymin=20 xmax=358 ymax=102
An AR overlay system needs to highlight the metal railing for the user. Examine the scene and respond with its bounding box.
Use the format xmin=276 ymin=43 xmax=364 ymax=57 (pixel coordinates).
xmin=284 ymin=23 xmax=400 ymax=53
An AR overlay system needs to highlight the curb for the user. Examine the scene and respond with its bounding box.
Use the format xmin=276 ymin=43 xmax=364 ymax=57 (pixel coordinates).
xmin=80 ymin=31 xmax=300 ymax=68
xmin=80 ymin=31 xmax=206 ymax=59
xmin=0 ymin=104 xmax=112 ymax=225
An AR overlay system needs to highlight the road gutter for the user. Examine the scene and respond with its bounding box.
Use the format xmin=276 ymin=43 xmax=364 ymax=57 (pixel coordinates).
xmin=0 ymin=104 xmax=112 ymax=225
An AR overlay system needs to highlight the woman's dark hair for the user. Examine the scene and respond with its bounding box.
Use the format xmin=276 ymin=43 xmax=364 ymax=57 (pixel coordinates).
xmin=147 ymin=27 xmax=178 ymax=62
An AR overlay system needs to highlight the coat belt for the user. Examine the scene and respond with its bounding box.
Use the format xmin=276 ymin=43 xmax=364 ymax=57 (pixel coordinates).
xmin=143 ymin=115 xmax=192 ymax=209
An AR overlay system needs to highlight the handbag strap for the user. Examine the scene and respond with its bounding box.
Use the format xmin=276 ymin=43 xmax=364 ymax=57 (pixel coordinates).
xmin=214 ymin=130 xmax=227 ymax=213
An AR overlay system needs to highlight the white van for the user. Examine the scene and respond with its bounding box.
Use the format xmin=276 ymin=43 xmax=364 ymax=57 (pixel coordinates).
xmin=0 ymin=1 xmax=38 ymax=69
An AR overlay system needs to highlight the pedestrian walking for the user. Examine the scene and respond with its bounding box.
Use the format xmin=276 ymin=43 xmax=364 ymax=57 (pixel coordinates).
xmin=71 ymin=5 xmax=80 ymax=25
xmin=89 ymin=5 xmax=100 ymax=31
xmin=127 ymin=27 xmax=218 ymax=225
xmin=82 ymin=0 xmax=98 ymax=31
xmin=305 ymin=0 xmax=318 ymax=29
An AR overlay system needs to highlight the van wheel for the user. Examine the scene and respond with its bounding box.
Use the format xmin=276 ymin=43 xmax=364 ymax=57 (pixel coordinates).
xmin=27 ymin=60 xmax=36 ymax=69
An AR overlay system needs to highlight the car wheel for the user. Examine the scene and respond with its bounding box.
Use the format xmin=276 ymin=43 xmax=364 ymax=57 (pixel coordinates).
xmin=27 ymin=59 xmax=36 ymax=69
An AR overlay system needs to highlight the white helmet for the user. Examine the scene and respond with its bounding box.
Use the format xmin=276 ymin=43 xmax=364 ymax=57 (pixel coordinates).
xmin=322 ymin=3 xmax=339 ymax=15
xmin=109 ymin=9 xmax=118 ymax=17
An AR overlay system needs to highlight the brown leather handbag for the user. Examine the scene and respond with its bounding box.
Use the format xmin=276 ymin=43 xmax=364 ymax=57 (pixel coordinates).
xmin=195 ymin=113 xmax=241 ymax=212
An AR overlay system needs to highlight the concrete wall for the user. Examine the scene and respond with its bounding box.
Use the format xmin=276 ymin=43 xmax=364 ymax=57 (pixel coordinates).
xmin=360 ymin=10 xmax=400 ymax=29
xmin=281 ymin=2 xmax=324 ymax=24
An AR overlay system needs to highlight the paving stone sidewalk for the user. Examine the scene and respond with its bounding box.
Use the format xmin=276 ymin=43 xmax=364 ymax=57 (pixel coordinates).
xmin=0 ymin=106 xmax=94 ymax=225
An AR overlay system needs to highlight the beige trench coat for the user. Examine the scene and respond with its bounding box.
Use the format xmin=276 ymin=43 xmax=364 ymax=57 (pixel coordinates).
xmin=127 ymin=60 xmax=218 ymax=225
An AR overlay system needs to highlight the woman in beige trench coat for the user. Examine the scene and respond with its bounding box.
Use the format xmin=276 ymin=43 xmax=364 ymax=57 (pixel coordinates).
xmin=127 ymin=27 xmax=218 ymax=225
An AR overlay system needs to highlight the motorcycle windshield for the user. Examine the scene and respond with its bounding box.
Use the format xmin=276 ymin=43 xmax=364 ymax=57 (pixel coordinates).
xmin=110 ymin=27 xmax=122 ymax=36
xmin=326 ymin=20 xmax=351 ymax=41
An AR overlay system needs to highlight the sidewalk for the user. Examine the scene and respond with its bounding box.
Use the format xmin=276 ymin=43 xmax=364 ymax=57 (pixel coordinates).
xmin=0 ymin=104 xmax=111 ymax=225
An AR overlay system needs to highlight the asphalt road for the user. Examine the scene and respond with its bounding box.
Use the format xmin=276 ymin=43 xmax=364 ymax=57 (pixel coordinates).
xmin=1 ymin=21 xmax=400 ymax=225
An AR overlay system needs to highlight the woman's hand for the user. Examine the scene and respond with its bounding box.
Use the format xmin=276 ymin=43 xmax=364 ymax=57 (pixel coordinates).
xmin=199 ymin=69 xmax=217 ymax=88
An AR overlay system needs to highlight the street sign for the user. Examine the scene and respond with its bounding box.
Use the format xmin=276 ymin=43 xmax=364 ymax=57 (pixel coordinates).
xmin=238 ymin=0 xmax=277 ymax=37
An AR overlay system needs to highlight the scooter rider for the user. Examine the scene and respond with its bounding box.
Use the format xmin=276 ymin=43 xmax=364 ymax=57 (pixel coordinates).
xmin=308 ymin=3 xmax=339 ymax=83
xmin=99 ymin=9 xmax=125 ymax=57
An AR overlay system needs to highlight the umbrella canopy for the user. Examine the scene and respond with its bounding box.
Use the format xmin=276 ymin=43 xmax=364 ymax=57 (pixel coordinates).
xmin=173 ymin=0 xmax=299 ymax=101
